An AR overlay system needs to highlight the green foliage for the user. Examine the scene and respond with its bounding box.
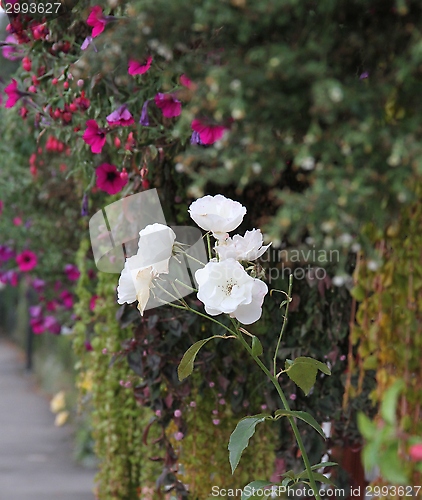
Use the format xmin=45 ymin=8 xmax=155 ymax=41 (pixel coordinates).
xmin=228 ymin=414 xmax=270 ymax=474
xmin=284 ymin=357 xmax=331 ymax=396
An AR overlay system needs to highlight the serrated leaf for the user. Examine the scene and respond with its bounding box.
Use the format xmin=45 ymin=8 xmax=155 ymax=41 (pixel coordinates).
xmin=178 ymin=336 xmax=217 ymax=381
xmin=228 ymin=414 xmax=270 ymax=473
xmin=241 ymin=481 xmax=274 ymax=499
xmin=285 ymin=357 xmax=331 ymax=395
xmin=274 ymin=410 xmax=326 ymax=439
xmin=285 ymin=361 xmax=317 ymax=395
xmin=251 ymin=336 xmax=263 ymax=356
xmin=294 ymin=357 xmax=331 ymax=375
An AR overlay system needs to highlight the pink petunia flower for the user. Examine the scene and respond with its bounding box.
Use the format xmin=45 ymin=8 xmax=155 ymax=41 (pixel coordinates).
xmin=409 ymin=443 xmax=422 ymax=461
xmin=128 ymin=56 xmax=152 ymax=76
xmin=2 ymin=34 xmax=23 ymax=61
xmin=5 ymin=79 xmax=24 ymax=108
xmin=30 ymin=317 xmax=46 ymax=334
xmin=46 ymin=300 xmax=58 ymax=312
xmin=32 ymin=278 xmax=45 ymax=292
xmin=86 ymin=5 xmax=112 ymax=38
xmin=106 ymin=105 xmax=134 ymax=126
xmin=96 ymin=163 xmax=128 ymax=195
xmin=180 ymin=74 xmax=195 ymax=90
xmin=89 ymin=295 xmax=99 ymax=311
xmin=154 ymin=93 xmax=182 ymax=118
xmin=83 ymin=120 xmax=107 ymax=154
xmin=43 ymin=316 xmax=61 ymax=335
xmin=0 ymin=270 xmax=18 ymax=287
xmin=60 ymin=290 xmax=74 ymax=309
xmin=0 ymin=245 xmax=14 ymax=262
xmin=191 ymin=118 xmax=227 ymax=145
xmin=64 ymin=264 xmax=80 ymax=281
xmin=16 ymin=250 xmax=37 ymax=272
xmin=13 ymin=216 xmax=22 ymax=226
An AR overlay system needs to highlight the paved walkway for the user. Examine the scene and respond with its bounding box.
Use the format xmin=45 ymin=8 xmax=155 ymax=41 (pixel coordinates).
xmin=0 ymin=338 xmax=96 ymax=500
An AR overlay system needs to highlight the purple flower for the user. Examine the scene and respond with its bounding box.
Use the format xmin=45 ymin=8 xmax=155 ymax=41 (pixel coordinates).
xmin=81 ymin=36 xmax=98 ymax=52
xmin=190 ymin=130 xmax=203 ymax=145
xmin=359 ymin=71 xmax=369 ymax=80
xmin=29 ymin=305 xmax=43 ymax=318
xmin=0 ymin=270 xmax=18 ymax=287
xmin=0 ymin=245 xmax=15 ymax=262
xmin=32 ymin=278 xmax=46 ymax=293
xmin=64 ymin=264 xmax=80 ymax=281
xmin=139 ymin=100 xmax=150 ymax=126
xmin=106 ymin=105 xmax=134 ymax=127
xmin=43 ymin=315 xmax=61 ymax=335
xmin=81 ymin=193 xmax=89 ymax=217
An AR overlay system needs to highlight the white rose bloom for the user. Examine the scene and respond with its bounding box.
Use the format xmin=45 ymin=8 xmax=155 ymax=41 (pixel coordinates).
xmin=117 ymin=224 xmax=176 ymax=315
xmin=195 ymin=259 xmax=268 ymax=325
xmin=215 ymin=229 xmax=271 ymax=261
xmin=188 ymin=194 xmax=247 ymax=240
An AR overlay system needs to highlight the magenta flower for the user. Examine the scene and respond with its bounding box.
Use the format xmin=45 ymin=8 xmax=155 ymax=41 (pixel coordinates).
xmin=0 ymin=270 xmax=18 ymax=287
xmin=96 ymin=163 xmax=128 ymax=195
xmin=89 ymin=295 xmax=99 ymax=311
xmin=0 ymin=200 xmax=3 ymax=216
xmin=5 ymin=79 xmax=24 ymax=108
xmin=16 ymin=250 xmax=37 ymax=272
xmin=46 ymin=300 xmax=58 ymax=312
xmin=106 ymin=105 xmax=134 ymax=127
xmin=410 ymin=443 xmax=422 ymax=461
xmin=83 ymin=120 xmax=107 ymax=154
xmin=29 ymin=305 xmax=43 ymax=318
xmin=64 ymin=264 xmax=80 ymax=281
xmin=32 ymin=278 xmax=45 ymax=292
xmin=139 ymin=100 xmax=150 ymax=126
xmin=154 ymin=93 xmax=182 ymax=118
xmin=2 ymin=34 xmax=23 ymax=61
xmin=0 ymin=245 xmax=15 ymax=262
xmin=43 ymin=316 xmax=61 ymax=335
xmin=191 ymin=118 xmax=226 ymax=145
xmin=60 ymin=290 xmax=74 ymax=309
xmin=128 ymin=56 xmax=152 ymax=76
xmin=30 ymin=317 xmax=46 ymax=334
xmin=86 ymin=5 xmax=112 ymax=38
xmin=180 ymin=74 xmax=194 ymax=89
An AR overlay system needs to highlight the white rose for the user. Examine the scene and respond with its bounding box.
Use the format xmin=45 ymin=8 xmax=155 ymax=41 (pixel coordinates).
xmin=195 ymin=259 xmax=268 ymax=325
xmin=215 ymin=229 xmax=271 ymax=261
xmin=117 ymin=223 xmax=176 ymax=315
xmin=188 ymin=194 xmax=247 ymax=240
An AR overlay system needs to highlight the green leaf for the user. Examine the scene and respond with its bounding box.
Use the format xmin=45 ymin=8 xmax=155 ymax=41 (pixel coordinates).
xmin=228 ymin=414 xmax=270 ymax=473
xmin=296 ymin=470 xmax=336 ymax=486
xmin=294 ymin=357 xmax=332 ymax=375
xmin=251 ymin=336 xmax=263 ymax=356
xmin=310 ymin=461 xmax=338 ymax=470
xmin=178 ymin=336 xmax=218 ymax=381
xmin=241 ymin=481 xmax=274 ymax=499
xmin=285 ymin=357 xmax=331 ymax=395
xmin=357 ymin=412 xmax=377 ymax=440
xmin=350 ymin=285 xmax=366 ymax=301
xmin=380 ymin=379 xmax=405 ymax=425
xmin=274 ymin=410 xmax=326 ymax=439
xmin=379 ymin=445 xmax=409 ymax=485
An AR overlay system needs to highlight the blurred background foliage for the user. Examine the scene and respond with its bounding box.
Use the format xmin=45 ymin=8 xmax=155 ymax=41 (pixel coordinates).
xmin=0 ymin=0 xmax=421 ymax=498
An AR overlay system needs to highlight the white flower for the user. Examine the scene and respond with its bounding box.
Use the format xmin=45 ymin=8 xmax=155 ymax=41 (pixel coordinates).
xmin=195 ymin=259 xmax=268 ymax=325
xmin=188 ymin=194 xmax=246 ymax=240
xmin=117 ymin=224 xmax=176 ymax=315
xmin=215 ymin=229 xmax=271 ymax=262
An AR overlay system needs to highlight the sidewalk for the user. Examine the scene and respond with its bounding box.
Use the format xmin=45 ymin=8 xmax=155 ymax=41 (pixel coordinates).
xmin=0 ymin=338 xmax=96 ymax=500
